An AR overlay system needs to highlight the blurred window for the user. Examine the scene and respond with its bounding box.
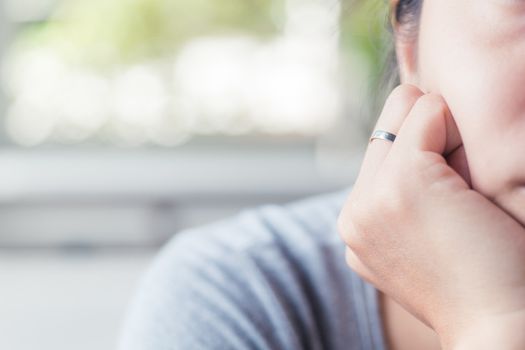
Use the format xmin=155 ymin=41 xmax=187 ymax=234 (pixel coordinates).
xmin=0 ymin=0 xmax=388 ymax=148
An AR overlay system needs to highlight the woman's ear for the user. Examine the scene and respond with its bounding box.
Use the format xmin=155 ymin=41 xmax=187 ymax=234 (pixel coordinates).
xmin=395 ymin=35 xmax=419 ymax=86
xmin=390 ymin=0 xmax=422 ymax=87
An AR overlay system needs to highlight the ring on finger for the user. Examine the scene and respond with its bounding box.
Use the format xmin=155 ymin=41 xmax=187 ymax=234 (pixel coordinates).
xmin=369 ymin=130 xmax=397 ymax=144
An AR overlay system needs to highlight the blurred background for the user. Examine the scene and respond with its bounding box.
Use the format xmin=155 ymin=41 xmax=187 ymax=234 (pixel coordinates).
xmin=0 ymin=0 xmax=389 ymax=348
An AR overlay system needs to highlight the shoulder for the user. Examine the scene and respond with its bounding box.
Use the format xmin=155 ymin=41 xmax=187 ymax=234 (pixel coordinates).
xmin=119 ymin=186 xmax=384 ymax=350
xmin=153 ymin=186 xmax=352 ymax=276
xmin=174 ymin=186 xmax=351 ymax=252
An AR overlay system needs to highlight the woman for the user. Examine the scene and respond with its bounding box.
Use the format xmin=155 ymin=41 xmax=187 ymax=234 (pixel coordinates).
xmin=339 ymin=0 xmax=525 ymax=348
xmin=120 ymin=0 xmax=525 ymax=349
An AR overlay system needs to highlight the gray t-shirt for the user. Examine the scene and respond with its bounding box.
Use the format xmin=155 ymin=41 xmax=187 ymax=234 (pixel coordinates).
xmin=119 ymin=187 xmax=387 ymax=350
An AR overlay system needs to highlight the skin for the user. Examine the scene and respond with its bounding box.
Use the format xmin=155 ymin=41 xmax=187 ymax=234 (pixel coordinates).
xmin=380 ymin=292 xmax=441 ymax=350
xmin=414 ymin=0 xmax=525 ymax=226
xmin=384 ymin=1 xmax=525 ymax=349
xmin=391 ymin=1 xmax=525 ymax=349
xmin=339 ymin=0 xmax=525 ymax=349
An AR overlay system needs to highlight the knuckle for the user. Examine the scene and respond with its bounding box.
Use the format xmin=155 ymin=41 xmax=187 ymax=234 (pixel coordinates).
xmin=338 ymin=203 xmax=367 ymax=252
xmin=345 ymin=248 xmax=375 ymax=285
xmin=385 ymin=84 xmax=424 ymax=109
xmin=413 ymin=93 xmax=449 ymax=117
xmin=348 ymin=197 xmax=383 ymax=251
xmin=344 ymin=247 xmax=357 ymax=267
xmin=336 ymin=211 xmax=355 ymax=245
xmin=344 ymin=248 xmax=362 ymax=271
xmin=340 ymin=176 xmax=412 ymax=253
xmin=389 ymin=84 xmax=425 ymax=104
xmin=348 ymin=199 xmax=372 ymax=231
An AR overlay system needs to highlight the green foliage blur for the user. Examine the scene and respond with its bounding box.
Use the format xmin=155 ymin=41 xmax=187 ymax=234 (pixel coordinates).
xmin=11 ymin=0 xmax=392 ymax=137
xmin=15 ymin=0 xmax=285 ymax=66
xmin=14 ymin=0 xmax=390 ymax=73
xmin=340 ymin=0 xmax=391 ymax=94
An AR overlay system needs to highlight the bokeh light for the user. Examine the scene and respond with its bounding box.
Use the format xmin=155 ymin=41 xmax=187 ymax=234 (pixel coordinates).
xmin=0 ymin=0 xmax=380 ymax=147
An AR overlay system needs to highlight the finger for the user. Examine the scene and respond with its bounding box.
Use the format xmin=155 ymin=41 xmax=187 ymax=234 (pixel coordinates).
xmin=392 ymin=93 xmax=463 ymax=156
xmin=387 ymin=93 xmax=468 ymax=187
xmin=354 ymin=84 xmax=424 ymax=194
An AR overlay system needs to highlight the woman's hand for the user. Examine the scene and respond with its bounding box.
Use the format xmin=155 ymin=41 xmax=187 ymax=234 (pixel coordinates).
xmin=337 ymin=84 xmax=525 ymax=349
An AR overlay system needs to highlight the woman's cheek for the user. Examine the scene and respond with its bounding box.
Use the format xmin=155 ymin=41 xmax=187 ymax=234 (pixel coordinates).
xmin=443 ymin=79 xmax=525 ymax=203
xmin=434 ymin=71 xmax=507 ymax=198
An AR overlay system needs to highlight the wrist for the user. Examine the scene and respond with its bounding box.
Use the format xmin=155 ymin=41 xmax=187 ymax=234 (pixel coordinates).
xmin=441 ymin=311 xmax=525 ymax=350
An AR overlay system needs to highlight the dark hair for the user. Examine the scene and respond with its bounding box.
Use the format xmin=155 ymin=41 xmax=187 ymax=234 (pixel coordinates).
xmin=393 ymin=0 xmax=423 ymax=35
xmin=368 ymin=0 xmax=422 ymax=131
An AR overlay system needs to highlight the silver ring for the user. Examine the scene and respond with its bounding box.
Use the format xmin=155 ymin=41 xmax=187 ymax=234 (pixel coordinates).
xmin=369 ymin=130 xmax=396 ymax=143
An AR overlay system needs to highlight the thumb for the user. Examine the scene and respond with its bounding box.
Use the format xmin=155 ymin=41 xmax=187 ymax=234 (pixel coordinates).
xmin=389 ymin=93 xmax=471 ymax=188
xmin=395 ymin=93 xmax=462 ymax=155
